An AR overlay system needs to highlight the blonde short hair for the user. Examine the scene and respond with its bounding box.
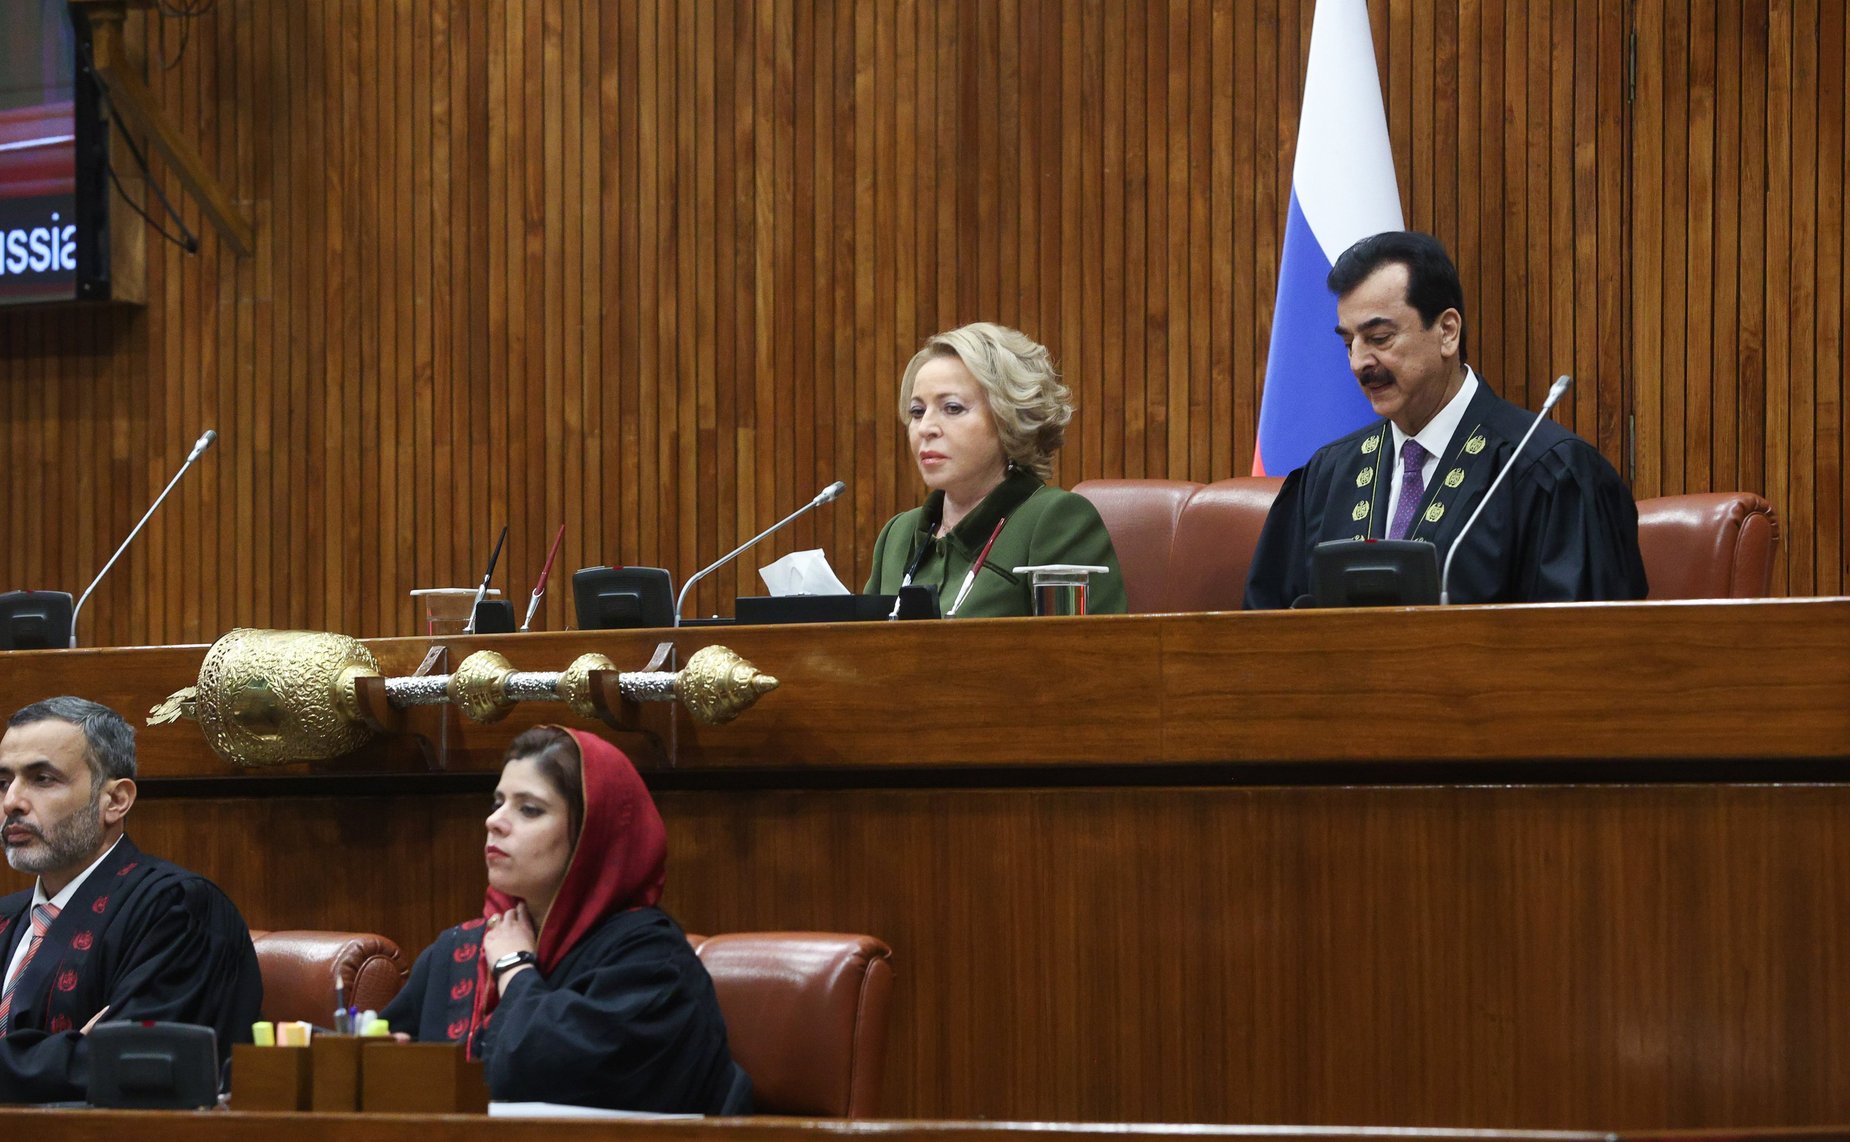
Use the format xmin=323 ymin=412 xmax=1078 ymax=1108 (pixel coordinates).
xmin=897 ymin=323 xmax=1073 ymax=480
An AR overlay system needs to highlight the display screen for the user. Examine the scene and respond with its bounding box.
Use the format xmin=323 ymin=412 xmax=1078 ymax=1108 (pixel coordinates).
xmin=0 ymin=0 xmax=90 ymax=304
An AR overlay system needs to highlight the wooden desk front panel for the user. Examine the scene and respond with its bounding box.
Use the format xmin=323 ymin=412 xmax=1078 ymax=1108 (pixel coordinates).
xmin=6 ymin=779 xmax=1844 ymax=1130
xmin=1158 ymin=600 xmax=1850 ymax=762
xmin=0 ymin=605 xmax=1844 ymax=1127
xmin=0 ymin=1109 xmax=1680 ymax=1142
xmin=1 ymin=600 xmax=1846 ymax=778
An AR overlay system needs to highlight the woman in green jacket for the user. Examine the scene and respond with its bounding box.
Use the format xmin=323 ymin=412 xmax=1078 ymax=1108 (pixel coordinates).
xmin=865 ymin=323 xmax=1127 ymax=618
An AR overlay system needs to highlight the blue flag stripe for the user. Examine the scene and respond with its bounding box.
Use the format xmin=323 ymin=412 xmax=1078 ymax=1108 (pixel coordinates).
xmin=1254 ymin=191 xmax=1377 ymax=475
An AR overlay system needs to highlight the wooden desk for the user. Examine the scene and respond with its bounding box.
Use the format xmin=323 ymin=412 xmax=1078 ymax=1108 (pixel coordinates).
xmin=1 ymin=602 xmax=1847 ymax=1130
xmin=3 ymin=598 xmax=1845 ymax=777
xmin=0 ymin=1108 xmax=1847 ymax=1142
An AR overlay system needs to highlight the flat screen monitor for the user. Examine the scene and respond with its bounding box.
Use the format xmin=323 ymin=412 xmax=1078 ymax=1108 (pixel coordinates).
xmin=1 ymin=0 xmax=110 ymax=305
xmin=1309 ymin=539 xmax=1440 ymax=608
xmin=572 ymin=566 xmax=675 ymax=630
xmin=0 ymin=589 xmax=74 ymax=650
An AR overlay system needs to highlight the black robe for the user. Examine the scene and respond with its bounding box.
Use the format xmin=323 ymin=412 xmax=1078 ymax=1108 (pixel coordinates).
xmin=1244 ymin=379 xmax=1648 ymax=608
xmin=0 ymin=836 xmax=263 ymax=1104
xmin=381 ymin=906 xmax=749 ymax=1114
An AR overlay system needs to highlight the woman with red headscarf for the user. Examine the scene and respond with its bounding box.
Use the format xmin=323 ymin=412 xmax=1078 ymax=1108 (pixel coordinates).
xmin=381 ymin=727 xmax=750 ymax=1113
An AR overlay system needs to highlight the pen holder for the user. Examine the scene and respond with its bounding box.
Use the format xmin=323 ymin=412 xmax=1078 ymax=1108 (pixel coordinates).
xmin=470 ymin=599 xmax=517 ymax=634
xmin=361 ymin=1041 xmax=489 ymax=1113
xmin=231 ymin=1043 xmax=312 ymax=1111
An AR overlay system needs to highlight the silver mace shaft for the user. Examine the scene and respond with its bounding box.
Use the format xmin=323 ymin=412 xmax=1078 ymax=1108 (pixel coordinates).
xmin=374 ymin=647 xmax=773 ymax=728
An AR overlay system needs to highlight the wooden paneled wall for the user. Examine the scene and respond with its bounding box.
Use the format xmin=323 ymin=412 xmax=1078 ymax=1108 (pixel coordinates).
xmin=0 ymin=1 xmax=1843 ymax=647
xmin=1630 ymin=0 xmax=1849 ymax=593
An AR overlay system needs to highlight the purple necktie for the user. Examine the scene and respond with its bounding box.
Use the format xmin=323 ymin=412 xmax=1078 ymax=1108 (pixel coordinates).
xmin=1388 ymin=438 xmax=1429 ymax=540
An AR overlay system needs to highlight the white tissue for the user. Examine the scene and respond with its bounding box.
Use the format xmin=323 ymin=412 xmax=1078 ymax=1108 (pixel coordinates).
xmin=759 ymin=549 xmax=851 ymax=596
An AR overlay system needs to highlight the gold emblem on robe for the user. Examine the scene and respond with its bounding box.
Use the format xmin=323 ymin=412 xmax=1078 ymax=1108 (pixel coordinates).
xmin=1352 ymin=501 xmax=1369 ymax=521
xmin=1424 ymin=502 xmax=1446 ymax=524
xmin=1465 ymin=435 xmax=1487 ymax=455
xmin=1356 ymin=467 xmax=1374 ymax=487
xmin=1444 ymin=467 xmax=1465 ymax=489
xmin=1361 ymin=435 xmax=1380 ymax=455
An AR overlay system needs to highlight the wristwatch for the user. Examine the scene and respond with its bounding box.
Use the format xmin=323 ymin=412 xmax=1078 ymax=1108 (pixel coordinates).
xmin=491 ymin=950 xmax=538 ymax=980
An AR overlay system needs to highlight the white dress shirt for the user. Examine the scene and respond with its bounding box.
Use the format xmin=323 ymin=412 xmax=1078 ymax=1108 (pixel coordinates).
xmin=1386 ymin=366 xmax=1480 ymax=518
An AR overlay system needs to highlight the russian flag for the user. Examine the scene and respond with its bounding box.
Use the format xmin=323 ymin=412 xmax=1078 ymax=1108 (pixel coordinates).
xmin=1252 ymin=0 xmax=1405 ymax=476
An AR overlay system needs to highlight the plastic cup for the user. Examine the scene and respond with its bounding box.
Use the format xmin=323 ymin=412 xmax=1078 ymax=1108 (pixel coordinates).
xmin=409 ymin=588 xmax=502 ymax=636
xmin=1011 ymin=564 xmax=1111 ymax=617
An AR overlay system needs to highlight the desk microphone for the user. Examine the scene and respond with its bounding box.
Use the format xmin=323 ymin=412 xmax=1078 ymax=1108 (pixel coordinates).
xmin=1439 ymin=376 xmax=1572 ymax=605
xmin=887 ymin=528 xmax=937 ymax=620
xmin=71 ymin=429 xmax=218 ymax=647
xmin=674 ymin=480 xmax=846 ymax=625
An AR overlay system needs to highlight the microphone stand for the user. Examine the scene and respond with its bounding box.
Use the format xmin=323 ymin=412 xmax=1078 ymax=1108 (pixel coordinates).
xmin=71 ymin=430 xmax=217 ymax=648
xmin=1439 ymin=376 xmax=1573 ymax=605
xmin=675 ymin=482 xmax=846 ymax=625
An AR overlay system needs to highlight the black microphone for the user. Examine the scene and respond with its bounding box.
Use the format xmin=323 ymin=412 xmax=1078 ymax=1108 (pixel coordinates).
xmin=71 ymin=429 xmax=218 ymax=647
xmin=674 ymin=481 xmax=847 ymax=625
xmin=1439 ymin=376 xmax=1572 ymax=605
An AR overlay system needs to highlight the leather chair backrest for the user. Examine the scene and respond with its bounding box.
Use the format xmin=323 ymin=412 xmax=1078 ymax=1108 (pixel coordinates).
xmin=1071 ymin=478 xmax=1779 ymax=605
xmin=1635 ymin=492 xmax=1780 ymax=598
xmin=249 ymin=929 xmax=409 ymax=1026
xmin=1073 ymin=479 xmax=1202 ymax=613
xmin=688 ymin=931 xmax=894 ymax=1117
xmin=1076 ymin=477 xmax=1286 ymax=612
xmin=1169 ymin=476 xmax=1285 ymax=611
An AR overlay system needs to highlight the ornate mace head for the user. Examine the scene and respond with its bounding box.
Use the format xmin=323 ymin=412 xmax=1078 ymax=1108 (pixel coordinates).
xmin=147 ymin=628 xmax=381 ymax=767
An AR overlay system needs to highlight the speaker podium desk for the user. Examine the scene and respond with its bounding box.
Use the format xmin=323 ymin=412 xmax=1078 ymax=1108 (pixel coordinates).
xmin=1 ymin=600 xmax=1847 ymax=1132
xmin=3 ymin=1110 xmax=1847 ymax=1142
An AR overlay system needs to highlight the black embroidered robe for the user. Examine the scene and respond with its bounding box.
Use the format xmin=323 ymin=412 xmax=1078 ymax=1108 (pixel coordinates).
xmin=0 ymin=836 xmax=263 ymax=1104
xmin=1245 ymin=379 xmax=1648 ymax=608
xmin=381 ymin=906 xmax=749 ymax=1114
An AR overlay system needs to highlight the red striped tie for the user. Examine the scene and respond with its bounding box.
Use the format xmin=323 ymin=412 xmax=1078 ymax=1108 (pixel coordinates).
xmin=0 ymin=904 xmax=61 ymax=1034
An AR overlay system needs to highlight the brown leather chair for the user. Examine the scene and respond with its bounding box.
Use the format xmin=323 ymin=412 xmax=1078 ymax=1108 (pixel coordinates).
xmin=1635 ymin=492 xmax=1780 ymax=598
xmin=249 ymin=929 xmax=409 ymax=1026
xmin=1076 ymin=477 xmax=1287 ymax=611
xmin=1169 ymin=476 xmax=1285 ymax=611
xmin=1073 ymin=478 xmax=1202 ymax=613
xmin=689 ymin=932 xmax=894 ymax=1117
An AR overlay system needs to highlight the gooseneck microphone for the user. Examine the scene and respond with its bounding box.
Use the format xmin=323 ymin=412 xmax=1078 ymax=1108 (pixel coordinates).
xmin=674 ymin=480 xmax=847 ymax=625
xmin=886 ymin=525 xmax=938 ymax=620
xmin=1439 ymin=376 xmax=1573 ymax=605
xmin=70 ymin=429 xmax=218 ymax=647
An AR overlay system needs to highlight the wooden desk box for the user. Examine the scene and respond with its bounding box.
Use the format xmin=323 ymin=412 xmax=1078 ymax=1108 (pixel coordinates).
xmin=230 ymin=1044 xmax=311 ymax=1112
xmin=309 ymin=1035 xmax=364 ymax=1111
xmin=361 ymin=1041 xmax=488 ymax=1113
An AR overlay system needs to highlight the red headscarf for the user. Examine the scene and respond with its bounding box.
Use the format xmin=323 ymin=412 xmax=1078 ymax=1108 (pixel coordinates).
xmin=469 ymin=728 xmax=667 ymax=1035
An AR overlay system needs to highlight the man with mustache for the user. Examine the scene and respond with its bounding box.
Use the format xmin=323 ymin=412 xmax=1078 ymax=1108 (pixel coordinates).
xmin=1244 ymin=231 xmax=1647 ymax=608
xmin=0 ymin=697 xmax=261 ymax=1103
